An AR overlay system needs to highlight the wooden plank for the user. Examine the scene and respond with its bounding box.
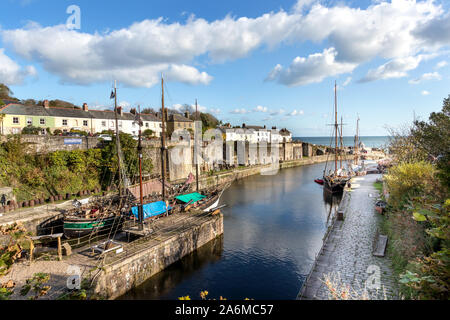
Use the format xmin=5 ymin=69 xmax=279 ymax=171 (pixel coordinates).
xmin=30 ymin=233 xmax=63 ymax=241
xmin=373 ymin=235 xmax=388 ymax=257
xmin=57 ymin=236 xmax=62 ymax=261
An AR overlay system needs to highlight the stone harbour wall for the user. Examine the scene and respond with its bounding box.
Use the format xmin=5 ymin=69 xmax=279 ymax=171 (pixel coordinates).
xmin=92 ymin=213 xmax=223 ymax=300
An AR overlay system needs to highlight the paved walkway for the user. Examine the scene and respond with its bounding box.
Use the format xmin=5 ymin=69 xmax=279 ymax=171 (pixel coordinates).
xmin=298 ymin=174 xmax=398 ymax=300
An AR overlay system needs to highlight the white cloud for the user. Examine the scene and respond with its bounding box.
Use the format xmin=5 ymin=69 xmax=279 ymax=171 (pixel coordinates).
xmin=0 ymin=48 xmax=36 ymax=85
xmin=289 ymin=109 xmax=304 ymax=116
xmin=435 ymin=60 xmax=448 ymax=69
xmin=269 ymin=109 xmax=285 ymax=116
xmin=119 ymin=101 xmax=131 ymax=109
xmin=253 ymin=105 xmax=268 ymax=113
xmin=165 ymin=64 xmax=213 ymax=85
xmin=267 ymin=48 xmax=357 ymax=86
xmin=230 ymin=108 xmax=249 ymax=114
xmin=342 ymin=77 xmax=351 ymax=86
xmin=359 ymin=56 xmax=423 ymax=82
xmin=2 ymin=0 xmax=449 ymax=88
xmin=209 ymin=108 xmax=221 ymax=115
xmin=408 ymin=71 xmax=442 ymax=84
xmin=421 ymin=90 xmax=430 ymax=95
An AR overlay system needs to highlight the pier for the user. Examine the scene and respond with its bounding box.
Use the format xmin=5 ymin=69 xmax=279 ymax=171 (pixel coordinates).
xmin=297 ymin=173 xmax=398 ymax=300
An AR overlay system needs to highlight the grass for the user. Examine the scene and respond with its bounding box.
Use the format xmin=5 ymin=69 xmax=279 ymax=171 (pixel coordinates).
xmin=373 ymin=181 xmax=383 ymax=193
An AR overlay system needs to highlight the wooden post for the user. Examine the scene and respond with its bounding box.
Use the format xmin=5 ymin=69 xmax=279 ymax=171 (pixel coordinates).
xmin=57 ymin=236 xmax=62 ymax=261
xmin=29 ymin=239 xmax=34 ymax=263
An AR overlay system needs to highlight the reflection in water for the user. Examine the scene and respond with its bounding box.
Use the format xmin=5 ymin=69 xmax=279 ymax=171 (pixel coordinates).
xmin=323 ymin=189 xmax=343 ymax=226
xmin=119 ymin=163 xmax=342 ymax=300
xmin=120 ymin=235 xmax=224 ymax=300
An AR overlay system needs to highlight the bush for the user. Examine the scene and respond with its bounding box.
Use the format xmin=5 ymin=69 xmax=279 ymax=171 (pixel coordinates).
xmin=53 ymin=129 xmax=62 ymax=136
xmin=384 ymin=161 xmax=437 ymax=208
xmin=21 ymin=126 xmax=41 ymax=135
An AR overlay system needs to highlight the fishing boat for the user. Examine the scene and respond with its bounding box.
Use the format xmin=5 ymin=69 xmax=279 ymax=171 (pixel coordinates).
xmin=63 ymin=81 xmax=129 ymax=239
xmin=175 ymin=186 xmax=226 ymax=213
xmin=323 ymin=82 xmax=351 ymax=193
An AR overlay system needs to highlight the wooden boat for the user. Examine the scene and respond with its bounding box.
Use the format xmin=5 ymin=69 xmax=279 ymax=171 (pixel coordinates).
xmin=314 ymin=179 xmax=324 ymax=185
xmin=323 ymin=82 xmax=351 ymax=193
xmin=63 ymin=81 xmax=129 ymax=239
xmin=63 ymin=214 xmax=124 ymax=239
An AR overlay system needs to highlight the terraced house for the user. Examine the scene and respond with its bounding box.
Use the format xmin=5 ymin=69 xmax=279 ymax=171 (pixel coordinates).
xmin=0 ymin=100 xmax=162 ymax=136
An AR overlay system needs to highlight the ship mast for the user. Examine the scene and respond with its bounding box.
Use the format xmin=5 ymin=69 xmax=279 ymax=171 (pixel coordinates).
xmin=195 ymin=99 xmax=199 ymax=192
xmin=137 ymin=105 xmax=144 ymax=228
xmin=355 ymin=115 xmax=359 ymax=166
xmin=340 ymin=116 xmax=343 ymax=169
xmin=113 ymin=80 xmax=123 ymax=197
xmin=160 ymin=75 xmax=167 ymax=202
xmin=334 ymin=81 xmax=338 ymax=175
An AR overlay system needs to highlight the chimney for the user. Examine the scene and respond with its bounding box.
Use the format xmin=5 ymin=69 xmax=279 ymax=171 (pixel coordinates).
xmin=82 ymin=103 xmax=88 ymax=111
xmin=242 ymin=123 xmax=246 ymax=128
xmin=272 ymin=126 xmax=276 ymax=130
xmin=184 ymin=111 xmax=190 ymax=119
xmin=43 ymin=100 xmax=49 ymax=109
xmin=117 ymin=106 xmax=123 ymax=116
xmin=263 ymin=125 xmax=266 ymax=129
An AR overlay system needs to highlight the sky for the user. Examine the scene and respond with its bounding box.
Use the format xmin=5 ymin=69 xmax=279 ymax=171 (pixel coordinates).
xmin=0 ymin=0 xmax=450 ymax=136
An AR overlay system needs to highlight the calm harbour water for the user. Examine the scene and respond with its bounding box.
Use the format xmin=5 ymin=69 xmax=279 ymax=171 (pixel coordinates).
xmin=295 ymin=136 xmax=389 ymax=148
xmin=119 ymin=163 xmax=341 ymax=300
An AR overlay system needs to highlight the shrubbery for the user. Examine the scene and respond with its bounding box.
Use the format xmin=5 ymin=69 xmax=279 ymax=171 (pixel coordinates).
xmin=0 ymin=134 xmax=152 ymax=201
xmin=382 ymin=95 xmax=450 ymax=300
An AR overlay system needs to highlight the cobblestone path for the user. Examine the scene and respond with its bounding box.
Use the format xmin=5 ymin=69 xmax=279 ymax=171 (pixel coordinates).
xmin=298 ymin=174 xmax=398 ymax=300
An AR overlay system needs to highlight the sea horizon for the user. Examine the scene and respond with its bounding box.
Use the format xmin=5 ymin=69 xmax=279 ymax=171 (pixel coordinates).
xmin=294 ymin=136 xmax=390 ymax=148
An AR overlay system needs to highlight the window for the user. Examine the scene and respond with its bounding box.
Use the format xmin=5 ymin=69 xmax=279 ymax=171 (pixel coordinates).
xmin=83 ymin=120 xmax=88 ymax=127
xmin=41 ymin=128 xmax=46 ymax=135
xmin=27 ymin=118 xmax=32 ymax=125
xmin=62 ymin=119 xmax=68 ymax=126
xmin=145 ymin=123 xmax=149 ymax=128
xmin=40 ymin=118 xmax=45 ymax=125
xmin=102 ymin=121 xmax=106 ymax=127
xmin=110 ymin=121 xmax=114 ymax=127
xmin=13 ymin=117 xmax=19 ymax=124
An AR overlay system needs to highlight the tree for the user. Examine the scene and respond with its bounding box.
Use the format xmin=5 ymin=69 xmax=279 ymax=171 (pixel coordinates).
xmin=141 ymin=108 xmax=156 ymax=114
xmin=409 ymin=95 xmax=450 ymax=188
xmin=0 ymin=84 xmax=13 ymax=99
xmin=143 ymin=129 xmax=154 ymax=138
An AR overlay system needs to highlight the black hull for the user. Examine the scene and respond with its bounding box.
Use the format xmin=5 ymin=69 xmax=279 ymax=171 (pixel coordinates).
xmin=323 ymin=176 xmax=349 ymax=193
xmin=63 ymin=215 xmax=124 ymax=239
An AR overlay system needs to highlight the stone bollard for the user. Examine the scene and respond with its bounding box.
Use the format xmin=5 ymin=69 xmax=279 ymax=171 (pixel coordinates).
xmin=23 ymin=200 xmax=29 ymax=207
xmin=29 ymin=200 xmax=35 ymax=207
xmin=49 ymin=196 xmax=54 ymax=203
xmin=77 ymin=191 xmax=82 ymax=197
xmin=66 ymin=193 xmax=71 ymax=200
xmin=86 ymin=190 xmax=91 ymax=195
xmin=337 ymin=210 xmax=344 ymax=221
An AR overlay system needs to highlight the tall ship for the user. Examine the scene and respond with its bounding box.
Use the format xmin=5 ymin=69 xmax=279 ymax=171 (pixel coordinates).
xmin=322 ymin=82 xmax=351 ymax=193
xmin=63 ymin=76 xmax=226 ymax=240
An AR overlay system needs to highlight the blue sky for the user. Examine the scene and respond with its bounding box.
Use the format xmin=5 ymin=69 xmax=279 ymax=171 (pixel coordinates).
xmin=1 ymin=0 xmax=450 ymax=136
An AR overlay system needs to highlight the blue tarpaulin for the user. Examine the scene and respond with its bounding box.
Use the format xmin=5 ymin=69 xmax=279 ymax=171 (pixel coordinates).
xmin=131 ymin=201 xmax=171 ymax=220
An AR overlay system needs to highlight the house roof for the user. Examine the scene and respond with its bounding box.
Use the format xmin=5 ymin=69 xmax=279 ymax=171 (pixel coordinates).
xmin=0 ymin=103 xmax=162 ymax=122
xmin=0 ymin=104 xmax=49 ymax=116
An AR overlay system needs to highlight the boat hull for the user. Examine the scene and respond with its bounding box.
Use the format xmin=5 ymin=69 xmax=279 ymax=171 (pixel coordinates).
xmin=63 ymin=215 xmax=124 ymax=239
xmin=323 ymin=176 xmax=349 ymax=193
